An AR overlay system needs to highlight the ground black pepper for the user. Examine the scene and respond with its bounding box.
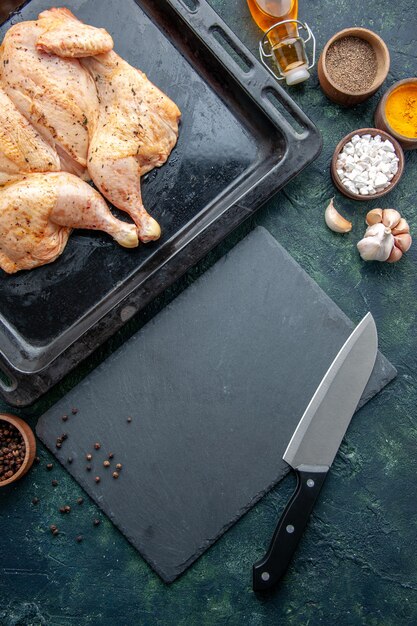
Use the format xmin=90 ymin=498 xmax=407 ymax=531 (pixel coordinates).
xmin=326 ymin=36 xmax=377 ymax=93
xmin=0 ymin=421 xmax=26 ymax=482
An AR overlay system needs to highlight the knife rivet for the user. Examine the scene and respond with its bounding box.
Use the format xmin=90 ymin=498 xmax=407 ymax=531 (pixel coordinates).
xmin=286 ymin=524 xmax=295 ymax=534
xmin=261 ymin=571 xmax=270 ymax=581
xmin=307 ymin=479 xmax=315 ymax=488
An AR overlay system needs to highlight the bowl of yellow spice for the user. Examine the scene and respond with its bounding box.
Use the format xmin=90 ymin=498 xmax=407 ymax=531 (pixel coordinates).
xmin=375 ymin=78 xmax=417 ymax=150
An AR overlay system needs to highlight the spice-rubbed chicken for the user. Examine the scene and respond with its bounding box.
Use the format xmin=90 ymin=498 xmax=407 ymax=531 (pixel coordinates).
xmin=35 ymin=9 xmax=181 ymax=243
xmin=0 ymin=7 xmax=113 ymax=180
xmin=0 ymin=172 xmax=138 ymax=274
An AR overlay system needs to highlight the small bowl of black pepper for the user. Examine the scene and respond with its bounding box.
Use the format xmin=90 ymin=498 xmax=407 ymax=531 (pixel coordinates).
xmin=318 ymin=27 xmax=390 ymax=106
xmin=0 ymin=413 xmax=36 ymax=487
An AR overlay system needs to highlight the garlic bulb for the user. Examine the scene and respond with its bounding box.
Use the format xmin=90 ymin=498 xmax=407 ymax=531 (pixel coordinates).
xmin=357 ymin=223 xmax=394 ymax=261
xmin=358 ymin=208 xmax=412 ymax=263
xmin=325 ymin=198 xmax=352 ymax=233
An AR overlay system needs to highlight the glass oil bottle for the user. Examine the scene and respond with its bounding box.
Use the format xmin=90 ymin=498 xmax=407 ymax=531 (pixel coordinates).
xmin=247 ymin=0 xmax=315 ymax=85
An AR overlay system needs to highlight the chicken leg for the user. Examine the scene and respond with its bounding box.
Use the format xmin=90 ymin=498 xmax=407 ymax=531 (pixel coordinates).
xmin=0 ymin=172 xmax=138 ymax=274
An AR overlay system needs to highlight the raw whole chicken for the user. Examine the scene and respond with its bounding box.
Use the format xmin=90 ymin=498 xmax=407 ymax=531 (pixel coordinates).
xmin=0 ymin=172 xmax=138 ymax=274
xmin=0 ymin=7 xmax=181 ymax=273
xmin=0 ymin=8 xmax=113 ymax=180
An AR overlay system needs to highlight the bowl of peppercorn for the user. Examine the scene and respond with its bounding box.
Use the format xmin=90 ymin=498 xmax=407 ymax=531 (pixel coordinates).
xmin=0 ymin=413 xmax=36 ymax=487
xmin=318 ymin=27 xmax=390 ymax=106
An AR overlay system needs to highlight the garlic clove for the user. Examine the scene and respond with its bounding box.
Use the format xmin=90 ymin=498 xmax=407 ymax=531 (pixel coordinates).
xmin=325 ymin=198 xmax=352 ymax=233
xmin=387 ymin=245 xmax=403 ymax=263
xmin=382 ymin=209 xmax=401 ymax=229
xmin=394 ymin=233 xmax=412 ymax=253
xmin=366 ymin=208 xmax=383 ymax=226
xmin=357 ymin=222 xmax=394 ymax=261
xmin=392 ymin=218 xmax=410 ymax=236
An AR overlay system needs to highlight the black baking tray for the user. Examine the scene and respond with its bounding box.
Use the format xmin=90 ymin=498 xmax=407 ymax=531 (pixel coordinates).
xmin=0 ymin=0 xmax=321 ymax=406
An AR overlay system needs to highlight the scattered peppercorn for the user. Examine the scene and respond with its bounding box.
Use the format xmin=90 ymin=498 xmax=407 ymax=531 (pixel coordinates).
xmin=94 ymin=443 xmax=101 ymax=450
xmin=95 ymin=476 xmax=100 ymax=483
xmin=50 ymin=524 xmax=58 ymax=535
xmin=51 ymin=479 xmax=58 ymax=487
xmin=76 ymin=535 xmax=83 ymax=543
xmin=67 ymin=457 xmax=73 ymax=464
xmin=77 ymin=497 xmax=84 ymax=505
xmin=32 ymin=497 xmax=39 ymax=505
xmin=127 ymin=416 xmax=132 ymax=423
xmin=59 ymin=506 xmax=66 ymax=514
xmin=71 ymin=408 xmax=78 ymax=415
xmin=34 ymin=456 xmax=40 ymax=464
xmin=46 ymin=463 xmax=53 ymax=471
xmin=115 ymin=463 xmax=122 ymax=471
xmin=86 ymin=465 xmax=92 ymax=472
xmin=52 ymin=529 xmax=59 ymax=536
xmin=56 ymin=442 xmax=62 ymax=449
xmin=64 ymin=505 xmax=71 ymax=513
xmin=93 ymin=519 xmax=101 ymax=527
xmin=108 ymin=453 xmax=114 ymax=459
xmin=62 ymin=415 xmax=68 ymax=422
xmin=103 ymin=460 xmax=110 ymax=468
xmin=0 ymin=420 xmax=26 ymax=482
xmin=61 ymin=433 xmax=68 ymax=441
xmin=112 ymin=471 xmax=119 ymax=479
xmin=86 ymin=453 xmax=92 ymax=461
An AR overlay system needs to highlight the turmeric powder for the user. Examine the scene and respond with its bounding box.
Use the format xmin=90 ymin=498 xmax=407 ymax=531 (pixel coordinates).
xmin=385 ymin=83 xmax=417 ymax=138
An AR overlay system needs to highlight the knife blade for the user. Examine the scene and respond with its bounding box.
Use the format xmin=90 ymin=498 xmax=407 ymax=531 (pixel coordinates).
xmin=252 ymin=312 xmax=378 ymax=592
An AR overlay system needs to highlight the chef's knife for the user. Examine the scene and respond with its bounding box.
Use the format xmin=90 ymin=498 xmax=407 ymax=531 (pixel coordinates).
xmin=252 ymin=312 xmax=378 ymax=592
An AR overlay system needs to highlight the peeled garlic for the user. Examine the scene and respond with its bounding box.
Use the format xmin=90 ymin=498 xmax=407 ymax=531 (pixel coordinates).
xmin=357 ymin=223 xmax=394 ymax=261
xmin=358 ymin=209 xmax=412 ymax=263
xmin=325 ymin=198 xmax=352 ymax=233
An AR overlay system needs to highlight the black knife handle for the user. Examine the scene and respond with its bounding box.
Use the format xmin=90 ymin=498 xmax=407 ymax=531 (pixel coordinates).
xmin=253 ymin=469 xmax=328 ymax=592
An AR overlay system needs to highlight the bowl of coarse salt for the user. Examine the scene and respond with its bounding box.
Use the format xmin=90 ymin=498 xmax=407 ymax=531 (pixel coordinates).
xmin=331 ymin=128 xmax=404 ymax=201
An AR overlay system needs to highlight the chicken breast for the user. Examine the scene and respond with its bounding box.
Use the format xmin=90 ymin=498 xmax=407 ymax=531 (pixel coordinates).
xmin=0 ymin=172 xmax=138 ymax=274
xmin=0 ymin=86 xmax=60 ymax=187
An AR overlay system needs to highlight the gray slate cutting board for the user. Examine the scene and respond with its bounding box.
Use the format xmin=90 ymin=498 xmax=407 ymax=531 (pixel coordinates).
xmin=36 ymin=227 xmax=396 ymax=582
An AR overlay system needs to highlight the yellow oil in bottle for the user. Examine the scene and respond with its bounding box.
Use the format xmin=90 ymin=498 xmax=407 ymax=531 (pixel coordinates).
xmin=247 ymin=0 xmax=310 ymax=84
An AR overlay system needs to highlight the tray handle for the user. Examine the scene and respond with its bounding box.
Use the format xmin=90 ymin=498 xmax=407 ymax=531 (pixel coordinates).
xmin=169 ymin=0 xmax=318 ymax=144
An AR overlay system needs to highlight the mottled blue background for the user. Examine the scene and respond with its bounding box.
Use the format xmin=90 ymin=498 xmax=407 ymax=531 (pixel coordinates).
xmin=1 ymin=1 xmax=416 ymax=625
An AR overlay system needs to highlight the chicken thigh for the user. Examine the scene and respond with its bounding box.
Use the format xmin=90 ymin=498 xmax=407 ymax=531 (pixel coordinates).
xmin=0 ymin=86 xmax=60 ymax=187
xmin=0 ymin=8 xmax=113 ymax=180
xmin=0 ymin=172 xmax=138 ymax=274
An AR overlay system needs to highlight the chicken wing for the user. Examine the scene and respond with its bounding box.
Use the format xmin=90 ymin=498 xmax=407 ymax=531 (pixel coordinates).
xmin=0 ymin=172 xmax=138 ymax=274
